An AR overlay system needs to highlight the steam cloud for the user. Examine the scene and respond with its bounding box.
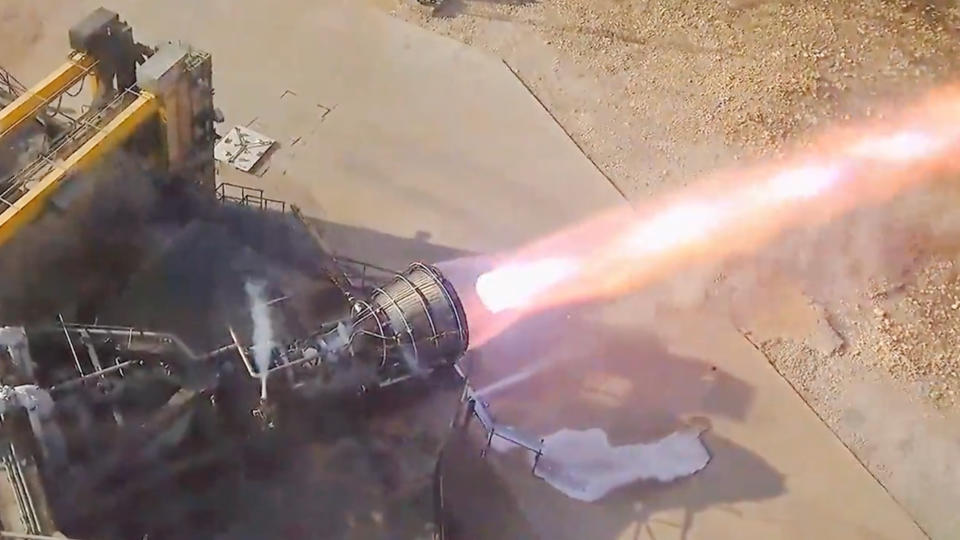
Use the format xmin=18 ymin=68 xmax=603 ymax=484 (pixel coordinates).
xmin=245 ymin=280 xmax=275 ymax=399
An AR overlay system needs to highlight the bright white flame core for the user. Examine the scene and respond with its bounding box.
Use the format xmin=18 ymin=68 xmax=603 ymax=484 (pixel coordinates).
xmin=476 ymin=257 xmax=579 ymax=313
xmin=628 ymin=202 xmax=726 ymax=254
xmin=765 ymin=164 xmax=844 ymax=201
xmin=848 ymin=130 xmax=943 ymax=162
xmin=463 ymin=89 xmax=960 ymax=346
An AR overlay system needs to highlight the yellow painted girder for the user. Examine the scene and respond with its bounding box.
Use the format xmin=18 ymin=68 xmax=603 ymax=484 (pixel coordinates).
xmin=0 ymin=52 xmax=97 ymax=140
xmin=0 ymin=93 xmax=158 ymax=246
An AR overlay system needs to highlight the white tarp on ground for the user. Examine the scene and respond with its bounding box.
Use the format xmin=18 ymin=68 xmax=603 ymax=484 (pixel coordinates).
xmin=532 ymin=427 xmax=711 ymax=502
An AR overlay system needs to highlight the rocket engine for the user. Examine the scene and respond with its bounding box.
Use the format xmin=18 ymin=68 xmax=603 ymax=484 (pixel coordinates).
xmin=0 ymin=261 xmax=471 ymax=538
xmin=354 ymin=262 xmax=469 ymax=370
xmin=236 ymin=263 xmax=469 ymax=399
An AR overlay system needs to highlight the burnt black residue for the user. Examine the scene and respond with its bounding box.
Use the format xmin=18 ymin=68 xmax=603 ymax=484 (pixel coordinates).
xmin=0 ymin=156 xmax=470 ymax=539
xmin=0 ymin=153 xmax=345 ymax=349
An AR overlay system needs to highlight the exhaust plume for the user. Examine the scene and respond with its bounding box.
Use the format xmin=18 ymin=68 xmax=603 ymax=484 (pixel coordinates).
xmin=466 ymin=85 xmax=960 ymax=347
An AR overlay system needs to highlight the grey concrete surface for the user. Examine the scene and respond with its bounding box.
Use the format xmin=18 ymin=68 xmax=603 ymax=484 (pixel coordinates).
xmin=6 ymin=0 xmax=929 ymax=538
xmin=457 ymin=298 xmax=928 ymax=539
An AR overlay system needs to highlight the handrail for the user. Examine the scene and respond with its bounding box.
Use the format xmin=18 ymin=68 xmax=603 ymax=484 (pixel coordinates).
xmin=0 ymin=52 xmax=97 ymax=141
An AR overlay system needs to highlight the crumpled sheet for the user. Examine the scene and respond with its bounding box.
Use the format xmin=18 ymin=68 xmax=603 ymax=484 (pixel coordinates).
xmin=530 ymin=426 xmax=711 ymax=502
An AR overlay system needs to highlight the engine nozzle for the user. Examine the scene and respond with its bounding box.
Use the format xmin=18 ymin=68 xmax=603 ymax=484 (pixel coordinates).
xmin=352 ymin=263 xmax=469 ymax=370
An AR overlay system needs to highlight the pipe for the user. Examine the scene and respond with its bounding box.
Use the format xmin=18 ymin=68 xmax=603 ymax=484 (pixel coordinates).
xmin=1 ymin=532 xmax=82 ymax=540
xmin=0 ymin=92 xmax=157 ymax=246
xmin=202 ymin=342 xmax=238 ymax=359
xmin=5 ymin=445 xmax=40 ymax=536
xmin=64 ymin=325 xmax=202 ymax=359
xmin=265 ymin=348 xmax=320 ymax=374
xmin=0 ymin=52 xmax=97 ymax=139
xmin=289 ymin=205 xmax=359 ymax=302
xmin=61 ymin=324 xmax=236 ymax=361
xmin=58 ymin=314 xmax=83 ymax=376
xmin=49 ymin=360 xmax=139 ymax=392
xmin=227 ymin=326 xmax=257 ymax=377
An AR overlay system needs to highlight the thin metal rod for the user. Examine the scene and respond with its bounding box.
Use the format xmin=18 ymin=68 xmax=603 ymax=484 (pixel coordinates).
xmin=1 ymin=532 xmax=83 ymax=540
xmin=58 ymin=314 xmax=83 ymax=376
xmin=227 ymin=326 xmax=257 ymax=377
xmin=78 ymin=329 xmax=103 ymax=372
xmin=395 ymin=272 xmax=439 ymax=343
xmin=414 ymin=262 xmax=467 ymax=347
xmin=0 ymin=55 xmax=99 ymax=140
xmin=1 ymin=451 xmax=34 ymax=534
xmin=1 ymin=86 xmax=136 ymax=203
xmin=372 ymin=286 xmax=419 ymax=366
xmin=266 ymin=348 xmax=319 ymax=374
xmin=7 ymin=445 xmax=40 ymax=534
xmin=61 ymin=324 xmax=202 ymax=359
xmin=353 ymin=299 xmax=388 ymax=367
xmin=59 ymin=323 xmax=235 ymax=361
xmin=50 ymin=360 xmax=138 ymax=392
xmin=202 ymin=343 xmax=238 ymax=359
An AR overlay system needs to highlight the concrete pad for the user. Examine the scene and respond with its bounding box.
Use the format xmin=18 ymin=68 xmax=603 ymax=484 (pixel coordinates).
xmin=457 ymin=299 xmax=926 ymax=539
xmin=734 ymin=270 xmax=960 ymax=539
xmin=95 ymin=0 xmax=620 ymax=261
xmin=9 ymin=0 xmax=621 ymax=257
xmin=7 ymin=1 xmax=927 ymax=538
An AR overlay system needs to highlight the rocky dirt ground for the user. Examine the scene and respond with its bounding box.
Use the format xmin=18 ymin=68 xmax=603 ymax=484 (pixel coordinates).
xmin=4 ymin=0 xmax=959 ymax=421
xmin=4 ymin=0 xmax=960 ymax=534
xmin=374 ymin=0 xmax=960 ymax=411
xmin=373 ymin=1 xmax=960 ymax=535
xmin=376 ymin=0 xmax=960 ymax=192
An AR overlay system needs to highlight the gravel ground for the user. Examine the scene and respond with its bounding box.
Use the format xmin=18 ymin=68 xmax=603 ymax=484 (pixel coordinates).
xmin=861 ymin=258 xmax=960 ymax=407
xmin=4 ymin=0 xmax=959 ymax=417
xmin=374 ymin=2 xmax=960 ymax=533
xmin=377 ymin=0 xmax=960 ymax=191
xmin=373 ymin=0 xmax=960 ymax=412
xmin=5 ymin=0 xmax=960 ymax=533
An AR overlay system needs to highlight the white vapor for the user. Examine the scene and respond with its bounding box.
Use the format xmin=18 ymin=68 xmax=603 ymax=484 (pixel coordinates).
xmin=245 ymin=280 xmax=275 ymax=400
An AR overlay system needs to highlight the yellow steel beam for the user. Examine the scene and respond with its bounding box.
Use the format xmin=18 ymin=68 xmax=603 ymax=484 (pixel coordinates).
xmin=0 ymin=92 xmax=158 ymax=246
xmin=0 ymin=52 xmax=97 ymax=139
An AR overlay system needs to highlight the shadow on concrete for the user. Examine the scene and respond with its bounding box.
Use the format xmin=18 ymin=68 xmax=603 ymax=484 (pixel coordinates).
xmin=438 ymin=299 xmax=785 ymax=539
xmin=0 ymin=171 xmax=780 ymax=539
xmin=465 ymin=302 xmax=755 ymax=440
xmin=603 ymin=432 xmax=784 ymax=540
xmin=300 ymin=215 xmax=473 ymax=272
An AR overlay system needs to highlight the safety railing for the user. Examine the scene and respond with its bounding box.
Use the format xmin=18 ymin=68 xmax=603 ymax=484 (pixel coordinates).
xmin=215 ymin=182 xmax=287 ymax=213
xmin=0 ymin=88 xmax=139 ymax=209
xmin=0 ymin=443 xmax=42 ymax=535
xmin=430 ymin=381 xmax=547 ymax=540
xmin=0 ymin=66 xmax=26 ymax=102
xmin=458 ymin=384 xmax=545 ymax=474
xmin=335 ymin=256 xmax=399 ymax=293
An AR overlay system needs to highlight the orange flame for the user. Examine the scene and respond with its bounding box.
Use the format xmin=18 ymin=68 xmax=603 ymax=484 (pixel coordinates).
xmin=468 ymin=85 xmax=960 ymax=348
